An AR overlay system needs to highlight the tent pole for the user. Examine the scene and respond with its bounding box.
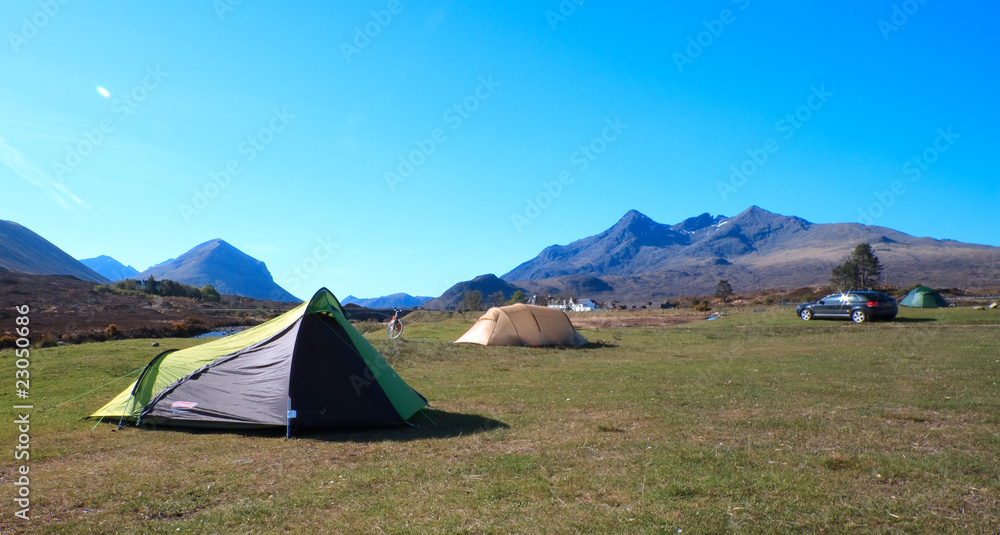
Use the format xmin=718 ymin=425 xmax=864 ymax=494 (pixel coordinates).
xmin=117 ymin=397 xmax=133 ymax=430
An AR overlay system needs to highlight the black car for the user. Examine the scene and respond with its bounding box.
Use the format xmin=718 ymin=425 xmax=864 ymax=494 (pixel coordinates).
xmin=796 ymin=291 xmax=897 ymax=323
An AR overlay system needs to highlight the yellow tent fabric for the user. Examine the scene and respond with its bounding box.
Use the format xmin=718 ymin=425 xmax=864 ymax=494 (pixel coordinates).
xmin=455 ymin=304 xmax=587 ymax=346
xmin=91 ymin=301 xmax=308 ymax=419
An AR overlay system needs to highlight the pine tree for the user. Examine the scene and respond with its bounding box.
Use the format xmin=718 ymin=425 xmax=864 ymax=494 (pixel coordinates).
xmin=831 ymin=243 xmax=883 ymax=290
xmin=715 ymin=279 xmax=734 ymax=301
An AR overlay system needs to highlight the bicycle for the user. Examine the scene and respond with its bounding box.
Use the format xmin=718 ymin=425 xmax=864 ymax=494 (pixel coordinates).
xmin=387 ymin=308 xmax=403 ymax=339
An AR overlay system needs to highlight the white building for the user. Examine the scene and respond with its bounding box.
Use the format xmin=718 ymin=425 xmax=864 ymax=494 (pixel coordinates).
xmin=547 ymin=298 xmax=599 ymax=312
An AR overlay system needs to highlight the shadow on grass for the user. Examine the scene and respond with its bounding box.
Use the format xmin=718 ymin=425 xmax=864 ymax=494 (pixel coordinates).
xmin=123 ymin=409 xmax=508 ymax=442
xmin=298 ymin=409 xmax=509 ymax=443
xmin=891 ymin=317 xmax=938 ymax=323
xmin=582 ymin=341 xmax=618 ymax=349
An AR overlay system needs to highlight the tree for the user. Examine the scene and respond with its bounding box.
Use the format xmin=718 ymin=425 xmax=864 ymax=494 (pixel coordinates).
xmin=160 ymin=279 xmax=182 ymax=297
xmin=506 ymin=290 xmax=526 ymax=305
xmin=830 ymin=261 xmax=859 ymax=290
xmin=715 ymin=279 xmax=734 ymax=301
xmin=852 ymin=243 xmax=883 ymax=289
xmin=487 ymin=291 xmax=506 ymax=308
xmin=831 ymin=243 xmax=883 ymax=290
xmin=462 ymin=290 xmax=483 ymax=311
xmin=199 ymin=285 xmax=221 ymax=303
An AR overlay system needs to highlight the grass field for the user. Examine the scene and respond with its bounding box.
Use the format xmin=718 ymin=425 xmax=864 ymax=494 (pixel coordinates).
xmin=1 ymin=306 xmax=998 ymax=534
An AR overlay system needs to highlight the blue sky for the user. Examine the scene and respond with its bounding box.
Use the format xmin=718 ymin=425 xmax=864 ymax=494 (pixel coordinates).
xmin=2 ymin=1 xmax=997 ymax=300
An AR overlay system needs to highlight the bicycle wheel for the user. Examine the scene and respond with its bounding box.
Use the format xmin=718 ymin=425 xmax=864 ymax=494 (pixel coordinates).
xmin=388 ymin=319 xmax=403 ymax=339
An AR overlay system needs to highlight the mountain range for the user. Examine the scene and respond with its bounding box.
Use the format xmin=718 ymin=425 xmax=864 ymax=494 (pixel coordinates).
xmin=136 ymin=239 xmax=300 ymax=302
xmin=5 ymin=206 xmax=998 ymax=310
xmin=341 ymin=293 xmax=434 ymax=309
xmin=81 ymin=255 xmax=140 ymax=281
xmin=421 ymin=275 xmax=526 ymax=310
xmin=0 ymin=220 xmax=108 ymax=283
xmin=424 ymin=206 xmax=1000 ymax=308
xmin=0 ymin=220 xmax=296 ymax=302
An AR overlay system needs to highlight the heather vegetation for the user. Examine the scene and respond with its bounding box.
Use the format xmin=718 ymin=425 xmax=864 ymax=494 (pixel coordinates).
xmin=94 ymin=276 xmax=221 ymax=302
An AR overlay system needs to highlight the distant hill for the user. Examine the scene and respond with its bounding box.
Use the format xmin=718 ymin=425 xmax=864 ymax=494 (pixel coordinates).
xmin=500 ymin=206 xmax=1000 ymax=301
xmin=81 ymin=255 xmax=140 ymax=281
xmin=136 ymin=239 xmax=300 ymax=302
xmin=341 ymin=293 xmax=433 ymax=309
xmin=422 ymin=274 xmax=527 ymax=310
xmin=0 ymin=220 xmax=109 ymax=283
xmin=0 ymin=271 xmax=295 ymax=341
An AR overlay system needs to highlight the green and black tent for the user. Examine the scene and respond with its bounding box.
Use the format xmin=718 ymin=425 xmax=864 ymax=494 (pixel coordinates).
xmin=91 ymin=288 xmax=427 ymax=429
xmin=899 ymin=286 xmax=950 ymax=308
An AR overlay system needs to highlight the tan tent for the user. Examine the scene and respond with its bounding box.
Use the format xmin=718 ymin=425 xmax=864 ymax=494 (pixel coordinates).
xmin=455 ymin=304 xmax=588 ymax=347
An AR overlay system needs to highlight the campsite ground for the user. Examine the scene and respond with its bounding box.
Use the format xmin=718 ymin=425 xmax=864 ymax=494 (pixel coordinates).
xmin=1 ymin=306 xmax=998 ymax=533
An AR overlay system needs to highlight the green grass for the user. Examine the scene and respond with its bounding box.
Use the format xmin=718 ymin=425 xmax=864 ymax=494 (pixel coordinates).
xmin=1 ymin=307 xmax=998 ymax=533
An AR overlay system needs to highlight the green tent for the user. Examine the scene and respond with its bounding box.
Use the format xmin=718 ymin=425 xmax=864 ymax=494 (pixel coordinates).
xmin=899 ymin=286 xmax=950 ymax=308
xmin=91 ymin=288 xmax=427 ymax=429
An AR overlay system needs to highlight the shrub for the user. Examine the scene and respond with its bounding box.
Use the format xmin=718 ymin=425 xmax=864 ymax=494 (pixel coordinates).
xmin=352 ymin=319 xmax=383 ymax=335
xmin=62 ymin=333 xmax=87 ymax=345
xmin=183 ymin=315 xmax=204 ymax=326
xmin=694 ymin=304 xmax=711 ymax=312
xmin=89 ymin=330 xmax=109 ymax=343
xmin=104 ymin=324 xmax=120 ymax=339
xmin=170 ymin=322 xmax=189 ymax=337
xmin=199 ymin=285 xmax=222 ymax=303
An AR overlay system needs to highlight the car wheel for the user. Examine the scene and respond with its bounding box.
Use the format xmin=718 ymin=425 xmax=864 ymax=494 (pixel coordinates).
xmin=800 ymin=309 xmax=812 ymax=321
xmin=851 ymin=310 xmax=867 ymax=323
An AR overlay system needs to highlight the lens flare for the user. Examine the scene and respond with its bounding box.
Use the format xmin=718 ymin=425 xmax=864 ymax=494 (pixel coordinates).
xmin=97 ymin=86 xmax=110 ymax=98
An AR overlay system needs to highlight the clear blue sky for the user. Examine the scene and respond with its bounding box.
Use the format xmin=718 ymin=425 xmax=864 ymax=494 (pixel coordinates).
xmin=2 ymin=1 xmax=997 ymax=300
